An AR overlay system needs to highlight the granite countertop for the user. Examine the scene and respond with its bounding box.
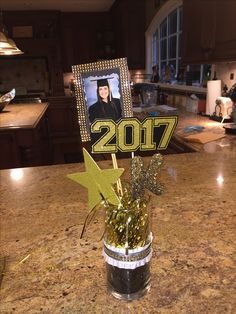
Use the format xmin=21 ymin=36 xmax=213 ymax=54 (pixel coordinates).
xmin=157 ymin=83 xmax=207 ymax=95
xmin=134 ymin=106 xmax=236 ymax=156
xmin=0 ymin=152 xmax=235 ymax=313
xmin=174 ymin=111 xmax=236 ymax=156
xmin=133 ymin=83 xmax=207 ymax=94
xmin=0 ymin=103 xmax=48 ymax=130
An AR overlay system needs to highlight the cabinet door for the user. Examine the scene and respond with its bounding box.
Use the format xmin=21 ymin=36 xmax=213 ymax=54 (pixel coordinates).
xmin=48 ymin=107 xmax=69 ymax=136
xmin=182 ymin=0 xmax=216 ymax=64
xmin=182 ymin=0 xmax=236 ymax=64
xmin=47 ymin=97 xmax=80 ymax=137
xmin=61 ymin=26 xmax=75 ymax=72
xmin=45 ymin=97 xmax=82 ymax=164
xmin=214 ymin=1 xmax=236 ymax=61
xmin=0 ymin=132 xmax=19 ymax=170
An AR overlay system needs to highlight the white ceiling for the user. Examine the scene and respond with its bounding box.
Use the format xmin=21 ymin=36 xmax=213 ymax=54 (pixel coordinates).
xmin=0 ymin=0 xmax=116 ymax=12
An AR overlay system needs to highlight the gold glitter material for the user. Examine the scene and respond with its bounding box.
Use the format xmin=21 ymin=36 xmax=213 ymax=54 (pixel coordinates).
xmin=102 ymin=154 xmax=164 ymax=249
xmin=131 ymin=154 xmax=164 ymax=199
xmin=76 ymin=152 xmax=164 ymax=250
xmin=104 ymin=182 xmax=150 ymax=249
xmin=67 ymin=148 xmax=124 ymax=209
xmin=131 ymin=156 xmax=145 ymax=199
xmin=145 ymin=154 xmax=164 ymax=195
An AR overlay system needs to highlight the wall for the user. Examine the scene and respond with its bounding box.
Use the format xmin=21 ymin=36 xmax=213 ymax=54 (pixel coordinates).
xmin=0 ymin=57 xmax=50 ymax=95
xmin=214 ymin=63 xmax=236 ymax=90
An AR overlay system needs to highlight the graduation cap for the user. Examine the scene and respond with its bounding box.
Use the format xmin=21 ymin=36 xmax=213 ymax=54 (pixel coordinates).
xmin=91 ymin=77 xmax=114 ymax=88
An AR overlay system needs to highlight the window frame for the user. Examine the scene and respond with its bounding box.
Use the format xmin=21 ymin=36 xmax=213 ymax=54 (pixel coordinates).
xmin=152 ymin=6 xmax=182 ymax=81
xmin=146 ymin=0 xmax=183 ymax=74
xmin=146 ymin=0 xmax=206 ymax=85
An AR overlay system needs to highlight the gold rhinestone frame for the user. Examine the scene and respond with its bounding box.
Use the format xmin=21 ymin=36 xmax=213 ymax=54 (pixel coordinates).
xmin=72 ymin=58 xmax=133 ymax=142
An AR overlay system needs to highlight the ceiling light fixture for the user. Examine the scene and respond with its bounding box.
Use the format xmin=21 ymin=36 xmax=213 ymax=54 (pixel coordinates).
xmin=0 ymin=10 xmax=24 ymax=55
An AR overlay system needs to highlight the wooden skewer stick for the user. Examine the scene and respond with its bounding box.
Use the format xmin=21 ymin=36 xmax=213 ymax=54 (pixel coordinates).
xmin=111 ymin=153 xmax=123 ymax=196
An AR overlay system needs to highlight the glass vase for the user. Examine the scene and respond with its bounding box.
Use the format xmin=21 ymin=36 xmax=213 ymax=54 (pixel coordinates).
xmin=104 ymin=240 xmax=152 ymax=300
xmin=103 ymin=201 xmax=152 ymax=300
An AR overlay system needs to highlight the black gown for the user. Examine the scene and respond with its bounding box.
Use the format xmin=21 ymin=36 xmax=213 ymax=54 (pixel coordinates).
xmin=88 ymin=98 xmax=122 ymax=124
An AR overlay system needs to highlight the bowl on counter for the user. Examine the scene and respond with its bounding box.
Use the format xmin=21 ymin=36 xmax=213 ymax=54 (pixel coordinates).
xmin=0 ymin=100 xmax=10 ymax=113
xmin=0 ymin=89 xmax=16 ymax=112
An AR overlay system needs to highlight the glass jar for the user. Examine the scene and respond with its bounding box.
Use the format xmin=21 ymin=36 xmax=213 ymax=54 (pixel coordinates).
xmin=103 ymin=201 xmax=152 ymax=300
xmin=104 ymin=240 xmax=152 ymax=300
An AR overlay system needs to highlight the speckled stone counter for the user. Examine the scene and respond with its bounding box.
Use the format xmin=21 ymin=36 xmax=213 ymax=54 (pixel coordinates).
xmin=135 ymin=106 xmax=236 ymax=156
xmin=0 ymin=152 xmax=235 ymax=313
xmin=0 ymin=103 xmax=48 ymax=129
xmin=174 ymin=110 xmax=236 ymax=156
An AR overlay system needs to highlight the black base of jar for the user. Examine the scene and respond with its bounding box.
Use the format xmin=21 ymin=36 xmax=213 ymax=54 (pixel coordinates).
xmin=106 ymin=262 xmax=150 ymax=301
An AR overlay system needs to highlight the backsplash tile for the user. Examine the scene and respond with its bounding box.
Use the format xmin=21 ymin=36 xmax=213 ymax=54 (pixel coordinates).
xmin=0 ymin=57 xmax=50 ymax=96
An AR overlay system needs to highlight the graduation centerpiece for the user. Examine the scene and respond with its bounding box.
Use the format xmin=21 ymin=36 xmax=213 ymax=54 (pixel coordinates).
xmin=68 ymin=58 xmax=178 ymax=300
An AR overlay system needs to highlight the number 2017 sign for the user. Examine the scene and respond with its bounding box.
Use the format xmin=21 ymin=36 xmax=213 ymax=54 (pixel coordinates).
xmin=91 ymin=116 xmax=178 ymax=154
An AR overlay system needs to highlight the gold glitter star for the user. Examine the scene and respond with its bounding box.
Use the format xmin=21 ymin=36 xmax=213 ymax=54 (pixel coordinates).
xmin=67 ymin=148 xmax=124 ymax=209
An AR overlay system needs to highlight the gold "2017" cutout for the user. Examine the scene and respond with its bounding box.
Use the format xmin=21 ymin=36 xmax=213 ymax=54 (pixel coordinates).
xmin=91 ymin=117 xmax=178 ymax=153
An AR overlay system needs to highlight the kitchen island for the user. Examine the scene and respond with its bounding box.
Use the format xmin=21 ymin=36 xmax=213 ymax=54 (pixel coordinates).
xmin=0 ymin=152 xmax=235 ymax=313
xmin=0 ymin=103 xmax=50 ymax=170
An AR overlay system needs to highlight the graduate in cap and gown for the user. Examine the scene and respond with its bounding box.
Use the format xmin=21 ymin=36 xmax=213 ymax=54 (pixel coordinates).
xmin=88 ymin=78 xmax=122 ymax=124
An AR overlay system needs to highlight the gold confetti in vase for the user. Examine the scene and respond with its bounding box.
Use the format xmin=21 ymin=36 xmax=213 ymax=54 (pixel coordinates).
xmin=103 ymin=200 xmax=152 ymax=300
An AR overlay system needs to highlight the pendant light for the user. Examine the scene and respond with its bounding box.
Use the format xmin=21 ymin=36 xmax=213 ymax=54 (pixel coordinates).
xmin=0 ymin=38 xmax=23 ymax=55
xmin=0 ymin=10 xmax=24 ymax=55
xmin=0 ymin=31 xmax=13 ymax=49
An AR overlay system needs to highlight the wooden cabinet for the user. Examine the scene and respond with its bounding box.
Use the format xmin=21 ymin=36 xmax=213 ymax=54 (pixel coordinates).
xmin=13 ymin=38 xmax=64 ymax=96
xmin=61 ymin=6 xmax=145 ymax=70
xmin=214 ymin=2 xmax=236 ymax=61
xmin=5 ymin=11 xmax=64 ymax=96
xmin=0 ymin=104 xmax=51 ymax=170
xmin=182 ymin=0 xmax=236 ymax=64
xmin=43 ymin=96 xmax=83 ymax=164
xmin=0 ymin=100 xmax=83 ymax=169
xmin=4 ymin=8 xmax=146 ymax=82
xmin=61 ymin=13 xmax=111 ymax=72
xmin=110 ymin=0 xmax=146 ymax=69
xmin=0 ymin=131 xmax=19 ymax=169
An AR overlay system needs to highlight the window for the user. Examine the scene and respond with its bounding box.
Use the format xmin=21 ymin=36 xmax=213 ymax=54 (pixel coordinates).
xmin=152 ymin=7 xmax=182 ymax=82
xmin=149 ymin=1 xmax=210 ymax=86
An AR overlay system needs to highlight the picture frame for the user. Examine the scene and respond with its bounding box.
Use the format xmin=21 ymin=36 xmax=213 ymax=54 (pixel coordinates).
xmin=12 ymin=26 xmax=33 ymax=38
xmin=72 ymin=58 xmax=133 ymax=142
